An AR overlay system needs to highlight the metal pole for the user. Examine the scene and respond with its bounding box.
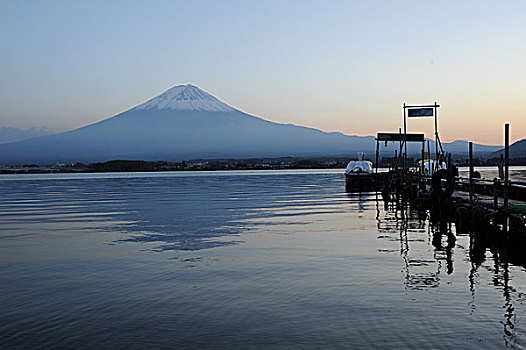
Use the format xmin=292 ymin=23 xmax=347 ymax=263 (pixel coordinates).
xmin=504 ymin=123 xmax=509 ymax=209
xmin=469 ymin=141 xmax=473 ymax=204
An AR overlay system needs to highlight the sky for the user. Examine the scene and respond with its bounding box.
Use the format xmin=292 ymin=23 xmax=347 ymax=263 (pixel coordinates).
xmin=1 ymin=0 xmax=525 ymax=145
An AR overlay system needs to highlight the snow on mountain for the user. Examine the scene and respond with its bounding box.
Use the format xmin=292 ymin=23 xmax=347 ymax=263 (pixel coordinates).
xmin=132 ymin=84 xmax=236 ymax=112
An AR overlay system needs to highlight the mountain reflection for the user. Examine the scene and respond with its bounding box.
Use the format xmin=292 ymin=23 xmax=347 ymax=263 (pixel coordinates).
xmin=109 ymin=173 xmax=347 ymax=251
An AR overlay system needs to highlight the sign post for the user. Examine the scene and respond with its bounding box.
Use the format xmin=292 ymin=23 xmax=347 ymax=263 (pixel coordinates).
xmin=403 ymin=102 xmax=440 ymax=172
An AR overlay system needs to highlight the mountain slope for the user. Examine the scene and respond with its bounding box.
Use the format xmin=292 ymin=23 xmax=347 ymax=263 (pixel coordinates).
xmin=440 ymin=140 xmax=500 ymax=155
xmin=0 ymin=85 xmax=375 ymax=164
xmin=492 ymin=139 xmax=526 ymax=158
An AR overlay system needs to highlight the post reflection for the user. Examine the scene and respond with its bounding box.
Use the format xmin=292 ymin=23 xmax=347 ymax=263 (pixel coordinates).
xmin=468 ymin=223 xmax=524 ymax=348
xmin=376 ymin=200 xmax=445 ymax=290
xmin=430 ymin=223 xmax=455 ymax=275
xmin=375 ymin=197 xmax=526 ymax=347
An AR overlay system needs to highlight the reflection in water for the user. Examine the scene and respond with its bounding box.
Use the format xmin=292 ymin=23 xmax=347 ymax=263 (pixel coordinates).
xmin=376 ymin=194 xmax=526 ymax=348
xmin=376 ymin=201 xmax=450 ymax=290
xmin=468 ymin=224 xmax=526 ymax=348
xmin=113 ymin=174 xmax=362 ymax=251
xmin=2 ymin=170 xmax=526 ymax=349
xmin=431 ymin=224 xmax=455 ymax=275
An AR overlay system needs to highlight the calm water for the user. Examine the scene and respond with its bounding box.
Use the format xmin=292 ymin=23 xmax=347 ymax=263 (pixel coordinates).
xmin=1 ymin=168 xmax=526 ymax=349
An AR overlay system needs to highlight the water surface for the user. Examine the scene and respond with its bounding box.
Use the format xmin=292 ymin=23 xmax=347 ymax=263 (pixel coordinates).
xmin=1 ymin=168 xmax=526 ymax=349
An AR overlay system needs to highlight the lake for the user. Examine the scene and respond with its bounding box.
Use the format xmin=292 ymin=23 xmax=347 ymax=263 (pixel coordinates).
xmin=1 ymin=168 xmax=526 ymax=349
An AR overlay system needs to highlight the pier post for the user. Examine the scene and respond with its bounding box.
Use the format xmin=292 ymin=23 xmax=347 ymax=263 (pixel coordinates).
xmin=399 ymin=128 xmax=404 ymax=170
xmin=427 ymin=140 xmax=431 ymax=174
xmin=469 ymin=141 xmax=473 ymax=204
xmin=504 ymin=124 xmax=509 ymax=209
xmin=499 ymin=154 xmax=504 ymax=179
xmin=375 ymin=139 xmax=379 ymax=174
xmin=421 ymin=141 xmax=425 ymax=177
xmin=504 ymin=123 xmax=510 ymax=234
xmin=493 ymin=178 xmax=499 ymax=210
xmin=434 ymin=102 xmax=439 ymax=162
xmin=403 ymin=103 xmax=407 ymax=171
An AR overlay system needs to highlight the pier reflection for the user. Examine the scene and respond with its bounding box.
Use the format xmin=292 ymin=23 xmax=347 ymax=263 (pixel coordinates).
xmin=469 ymin=226 xmax=525 ymax=348
xmin=376 ymin=202 xmax=448 ymax=290
xmin=376 ymin=198 xmax=526 ymax=347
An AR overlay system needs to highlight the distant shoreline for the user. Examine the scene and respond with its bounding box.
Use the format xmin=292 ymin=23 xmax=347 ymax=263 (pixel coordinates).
xmin=2 ymin=156 xmax=525 ymax=175
xmin=0 ymin=164 xmax=346 ymax=175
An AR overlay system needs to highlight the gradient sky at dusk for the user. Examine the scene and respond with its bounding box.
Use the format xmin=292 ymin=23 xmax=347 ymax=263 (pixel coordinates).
xmin=1 ymin=0 xmax=525 ymax=145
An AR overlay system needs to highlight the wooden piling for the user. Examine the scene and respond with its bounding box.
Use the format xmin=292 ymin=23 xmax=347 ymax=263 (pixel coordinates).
xmin=504 ymin=124 xmax=509 ymax=210
xmin=499 ymin=154 xmax=504 ymax=179
xmin=399 ymin=128 xmax=404 ymax=170
xmin=434 ymin=101 xmax=439 ymax=162
xmin=375 ymin=139 xmax=379 ymax=174
xmin=403 ymin=104 xmax=407 ymax=170
xmin=469 ymin=141 xmax=473 ymax=204
xmin=427 ymin=140 xmax=430 ymax=173
xmin=493 ymin=178 xmax=499 ymax=210
xmin=421 ymin=141 xmax=425 ymax=176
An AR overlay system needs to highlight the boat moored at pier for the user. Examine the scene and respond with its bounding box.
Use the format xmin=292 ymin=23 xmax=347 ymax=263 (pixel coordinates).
xmin=345 ymin=153 xmax=375 ymax=192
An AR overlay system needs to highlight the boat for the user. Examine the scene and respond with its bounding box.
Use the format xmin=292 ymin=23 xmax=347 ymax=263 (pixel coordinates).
xmin=345 ymin=153 xmax=375 ymax=192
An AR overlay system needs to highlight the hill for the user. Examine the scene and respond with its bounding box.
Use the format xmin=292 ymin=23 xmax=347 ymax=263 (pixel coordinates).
xmin=492 ymin=139 xmax=526 ymax=158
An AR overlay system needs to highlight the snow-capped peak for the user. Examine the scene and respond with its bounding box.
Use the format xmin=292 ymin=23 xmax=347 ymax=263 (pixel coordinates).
xmin=132 ymin=84 xmax=236 ymax=112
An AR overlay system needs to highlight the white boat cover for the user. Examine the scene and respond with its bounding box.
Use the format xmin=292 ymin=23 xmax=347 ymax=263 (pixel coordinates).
xmin=345 ymin=160 xmax=373 ymax=174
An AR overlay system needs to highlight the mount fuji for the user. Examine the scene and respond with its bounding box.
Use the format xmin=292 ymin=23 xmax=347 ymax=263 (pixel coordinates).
xmin=0 ymin=84 xmax=376 ymax=164
xmin=0 ymin=84 xmax=500 ymax=164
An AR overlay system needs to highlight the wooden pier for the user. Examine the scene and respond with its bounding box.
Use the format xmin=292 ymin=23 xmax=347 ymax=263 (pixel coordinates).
xmin=351 ymin=119 xmax=526 ymax=252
